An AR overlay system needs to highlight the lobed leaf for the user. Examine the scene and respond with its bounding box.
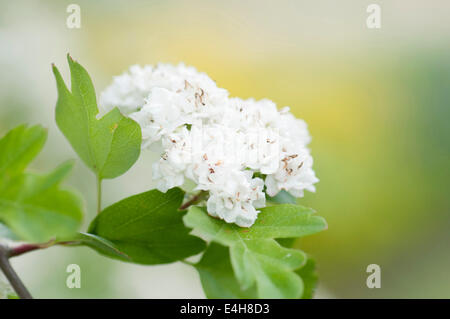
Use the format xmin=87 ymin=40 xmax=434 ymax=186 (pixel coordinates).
xmin=195 ymin=243 xmax=257 ymax=299
xmin=267 ymin=190 xmax=297 ymax=205
xmin=184 ymin=204 xmax=326 ymax=298
xmin=0 ymin=125 xmax=83 ymax=242
xmin=0 ymin=124 xmax=46 ymax=186
xmin=296 ymin=257 xmax=318 ymax=299
xmin=277 ymin=237 xmax=319 ymax=299
xmin=52 ymin=55 xmax=141 ymax=179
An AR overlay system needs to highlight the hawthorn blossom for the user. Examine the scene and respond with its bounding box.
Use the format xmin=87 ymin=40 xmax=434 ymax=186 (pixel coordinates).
xmin=100 ymin=63 xmax=318 ymax=227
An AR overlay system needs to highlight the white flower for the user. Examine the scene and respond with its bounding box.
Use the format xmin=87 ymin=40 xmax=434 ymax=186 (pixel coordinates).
xmin=100 ymin=65 xmax=156 ymax=115
xmin=265 ymin=148 xmax=318 ymax=197
xmin=206 ymin=169 xmax=265 ymax=227
xmin=100 ymin=63 xmax=318 ymax=227
xmin=100 ymin=63 xmax=228 ymax=128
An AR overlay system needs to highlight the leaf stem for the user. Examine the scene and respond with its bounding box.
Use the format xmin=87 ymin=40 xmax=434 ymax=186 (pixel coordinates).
xmin=97 ymin=175 xmax=102 ymax=214
xmin=8 ymin=240 xmax=55 ymax=258
xmin=0 ymin=245 xmax=33 ymax=299
xmin=180 ymin=191 xmax=208 ymax=210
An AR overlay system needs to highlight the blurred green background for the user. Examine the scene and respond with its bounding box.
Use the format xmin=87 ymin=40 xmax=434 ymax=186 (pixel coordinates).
xmin=0 ymin=0 xmax=449 ymax=298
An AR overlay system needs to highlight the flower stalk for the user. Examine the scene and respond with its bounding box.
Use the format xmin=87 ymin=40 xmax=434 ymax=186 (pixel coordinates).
xmin=180 ymin=191 xmax=208 ymax=210
xmin=97 ymin=175 xmax=102 ymax=214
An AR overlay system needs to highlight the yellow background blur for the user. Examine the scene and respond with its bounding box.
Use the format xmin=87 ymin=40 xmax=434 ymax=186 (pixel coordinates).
xmin=0 ymin=0 xmax=449 ymax=298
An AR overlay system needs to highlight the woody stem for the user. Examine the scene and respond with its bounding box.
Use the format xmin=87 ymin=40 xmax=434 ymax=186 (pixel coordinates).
xmin=0 ymin=244 xmax=33 ymax=299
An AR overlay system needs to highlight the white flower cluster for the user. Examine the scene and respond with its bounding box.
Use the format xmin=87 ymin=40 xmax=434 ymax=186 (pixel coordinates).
xmin=100 ymin=63 xmax=318 ymax=227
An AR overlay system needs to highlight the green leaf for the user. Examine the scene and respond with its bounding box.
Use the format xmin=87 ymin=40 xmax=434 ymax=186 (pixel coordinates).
xmin=184 ymin=204 xmax=327 ymax=298
xmin=52 ymin=54 xmax=141 ymax=179
xmin=88 ymin=188 xmax=206 ymax=265
xmin=196 ymin=243 xmax=319 ymax=299
xmin=0 ymin=124 xmax=46 ymax=185
xmin=195 ymin=243 xmax=257 ymax=299
xmin=0 ymin=162 xmax=84 ymax=242
xmin=296 ymin=257 xmax=318 ymax=299
xmin=274 ymin=236 xmax=319 ymax=299
xmin=0 ymin=222 xmax=18 ymax=241
xmin=276 ymin=238 xmax=297 ymax=248
xmin=276 ymin=233 xmax=319 ymax=299
xmin=63 ymin=232 xmax=130 ymax=260
xmin=0 ymin=125 xmax=83 ymax=242
xmin=267 ymin=190 xmax=297 ymax=204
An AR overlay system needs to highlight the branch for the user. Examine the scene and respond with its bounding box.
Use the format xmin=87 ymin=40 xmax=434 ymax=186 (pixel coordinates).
xmin=0 ymin=245 xmax=33 ymax=299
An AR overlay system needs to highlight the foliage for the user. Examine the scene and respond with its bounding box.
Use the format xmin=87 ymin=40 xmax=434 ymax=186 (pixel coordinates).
xmin=87 ymin=188 xmax=206 ymax=264
xmin=53 ymin=54 xmax=141 ymax=180
xmin=0 ymin=125 xmax=83 ymax=242
xmin=185 ymin=205 xmax=326 ymax=298
xmin=0 ymin=56 xmax=327 ymax=299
